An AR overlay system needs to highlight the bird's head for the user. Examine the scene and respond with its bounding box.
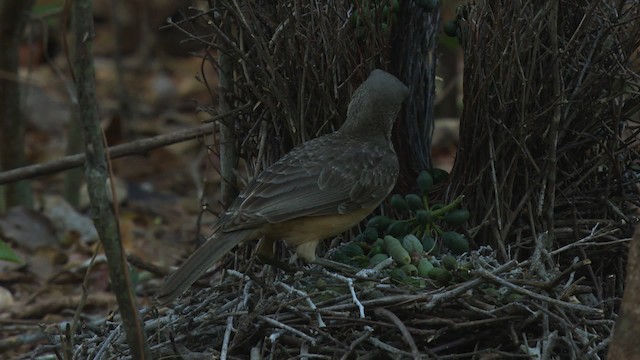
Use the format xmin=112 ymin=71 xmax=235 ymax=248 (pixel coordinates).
xmin=340 ymin=69 xmax=410 ymax=138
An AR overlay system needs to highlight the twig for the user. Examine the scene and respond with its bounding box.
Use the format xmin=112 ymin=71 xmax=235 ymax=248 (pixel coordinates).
xmin=423 ymin=260 xmax=517 ymax=311
xmin=322 ymin=269 xmax=365 ymax=318
xmin=339 ymin=328 xmax=372 ymax=360
xmin=475 ymin=268 xmax=603 ymax=315
xmin=258 ymin=315 xmax=317 ymax=345
xmin=367 ymin=336 xmax=414 ymax=358
xmin=276 ymin=281 xmax=326 ymax=328
xmin=0 ymin=122 xmax=215 ymax=184
xmin=373 ymin=308 xmax=421 ymax=360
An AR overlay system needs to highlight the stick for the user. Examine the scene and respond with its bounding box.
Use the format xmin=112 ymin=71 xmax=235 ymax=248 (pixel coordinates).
xmin=0 ymin=123 xmax=215 ymax=184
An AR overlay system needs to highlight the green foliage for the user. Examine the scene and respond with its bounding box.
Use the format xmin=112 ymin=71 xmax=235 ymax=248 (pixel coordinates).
xmin=0 ymin=240 xmax=22 ymax=263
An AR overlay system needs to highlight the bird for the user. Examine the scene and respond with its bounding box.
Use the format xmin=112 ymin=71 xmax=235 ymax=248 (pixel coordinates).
xmin=156 ymin=69 xmax=409 ymax=304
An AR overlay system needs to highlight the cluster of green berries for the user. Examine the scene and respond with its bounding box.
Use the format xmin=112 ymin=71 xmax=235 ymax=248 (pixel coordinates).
xmin=332 ymin=169 xmax=472 ymax=286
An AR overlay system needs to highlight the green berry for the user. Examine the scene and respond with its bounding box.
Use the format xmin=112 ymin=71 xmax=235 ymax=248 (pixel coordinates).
xmin=431 ymin=168 xmax=449 ymax=184
xmin=442 ymin=255 xmax=457 ymax=270
xmin=401 ymin=264 xmax=418 ymax=276
xmin=368 ymin=244 xmax=384 ymax=256
xmin=421 ymin=235 xmax=436 ymax=253
xmin=444 ymin=19 xmax=458 ymax=37
xmin=417 ymin=258 xmax=434 ymax=277
xmin=341 ymin=242 xmax=365 ymax=257
xmin=390 ymin=268 xmax=407 ymax=283
xmin=415 ymin=210 xmax=433 ymax=225
xmin=370 ymin=253 xmax=390 ymax=266
xmin=386 ymin=221 xmax=409 ymax=237
xmin=401 ymin=234 xmax=423 ymax=253
xmin=367 ymin=215 xmax=393 ymax=231
xmin=363 ymin=227 xmax=379 ymax=242
xmin=390 ymin=194 xmax=409 ymax=210
xmin=417 ymin=170 xmax=434 ymax=194
xmin=384 ymin=235 xmax=411 ymax=265
xmin=443 ymin=209 xmax=471 ymax=225
xmin=428 ymin=267 xmax=452 ymax=285
xmin=441 ymin=231 xmax=469 ymax=255
xmin=405 ymin=194 xmax=424 ymax=211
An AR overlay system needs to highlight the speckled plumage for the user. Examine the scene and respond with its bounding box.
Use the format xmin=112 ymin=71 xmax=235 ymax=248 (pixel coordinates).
xmin=156 ymin=70 xmax=409 ymax=304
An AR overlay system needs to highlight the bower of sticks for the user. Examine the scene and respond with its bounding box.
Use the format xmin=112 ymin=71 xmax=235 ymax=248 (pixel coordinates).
xmin=49 ymin=0 xmax=640 ymax=359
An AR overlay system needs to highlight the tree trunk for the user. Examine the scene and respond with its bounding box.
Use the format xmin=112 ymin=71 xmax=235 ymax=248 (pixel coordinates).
xmin=0 ymin=0 xmax=35 ymax=211
xmin=608 ymin=225 xmax=640 ymax=359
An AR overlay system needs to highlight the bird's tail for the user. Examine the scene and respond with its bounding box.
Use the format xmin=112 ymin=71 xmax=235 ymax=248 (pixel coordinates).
xmin=155 ymin=229 xmax=255 ymax=305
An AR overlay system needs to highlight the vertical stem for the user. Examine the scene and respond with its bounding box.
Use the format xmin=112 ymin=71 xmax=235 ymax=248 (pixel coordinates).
xmin=218 ymin=22 xmax=238 ymax=205
xmin=72 ymin=0 xmax=151 ymax=358
xmin=545 ymin=1 xmax=562 ymax=247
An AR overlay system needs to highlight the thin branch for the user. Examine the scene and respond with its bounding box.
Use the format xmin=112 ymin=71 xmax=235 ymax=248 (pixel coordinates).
xmin=0 ymin=123 xmax=215 ymax=184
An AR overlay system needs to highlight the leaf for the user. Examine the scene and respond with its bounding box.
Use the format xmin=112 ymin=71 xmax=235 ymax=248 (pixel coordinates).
xmin=0 ymin=240 xmax=23 ymax=264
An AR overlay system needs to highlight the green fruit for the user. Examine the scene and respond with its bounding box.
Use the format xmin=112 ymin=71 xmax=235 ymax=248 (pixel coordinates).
xmin=363 ymin=227 xmax=379 ymax=242
xmin=405 ymin=194 xmax=424 ymax=211
xmin=402 ymin=234 xmax=423 ymax=253
xmin=352 ymin=255 xmax=370 ymax=268
xmin=443 ymin=209 xmax=470 ymax=225
xmin=442 ymin=231 xmax=469 ymax=255
xmin=383 ymin=235 xmax=411 ymax=265
xmin=415 ymin=210 xmax=433 ymax=225
xmin=431 ymin=203 xmax=444 ymax=211
xmin=442 ymin=255 xmax=458 ymax=270
xmin=401 ymin=264 xmax=418 ymax=276
xmin=390 ymin=268 xmax=407 ymax=283
xmin=417 ymin=170 xmax=434 ymax=194
xmin=431 ymin=168 xmax=449 ymax=184
xmin=370 ymin=253 xmax=390 ymax=266
xmin=383 ymin=235 xmax=400 ymax=250
xmin=444 ymin=19 xmax=458 ymax=37
xmin=332 ymin=251 xmax=353 ymax=265
xmin=341 ymin=242 xmax=365 ymax=257
xmin=368 ymin=245 xmax=384 ymax=256
xmin=386 ymin=221 xmax=409 ymax=237
xmin=417 ymin=258 xmax=434 ymax=277
xmin=367 ymin=215 xmax=393 ymax=230
xmin=428 ymin=267 xmax=452 ymax=285
xmin=390 ymin=194 xmax=409 ymax=210
xmin=421 ymin=235 xmax=436 ymax=253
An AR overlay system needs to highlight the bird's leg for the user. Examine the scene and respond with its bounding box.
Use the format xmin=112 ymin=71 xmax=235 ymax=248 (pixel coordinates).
xmin=294 ymin=240 xmax=360 ymax=273
xmin=256 ymin=237 xmax=297 ymax=273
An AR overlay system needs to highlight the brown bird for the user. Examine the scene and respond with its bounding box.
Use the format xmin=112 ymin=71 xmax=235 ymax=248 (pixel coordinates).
xmin=156 ymin=69 xmax=409 ymax=304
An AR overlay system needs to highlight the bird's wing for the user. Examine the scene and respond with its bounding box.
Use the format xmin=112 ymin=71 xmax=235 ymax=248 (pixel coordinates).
xmin=221 ymin=134 xmax=398 ymax=231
